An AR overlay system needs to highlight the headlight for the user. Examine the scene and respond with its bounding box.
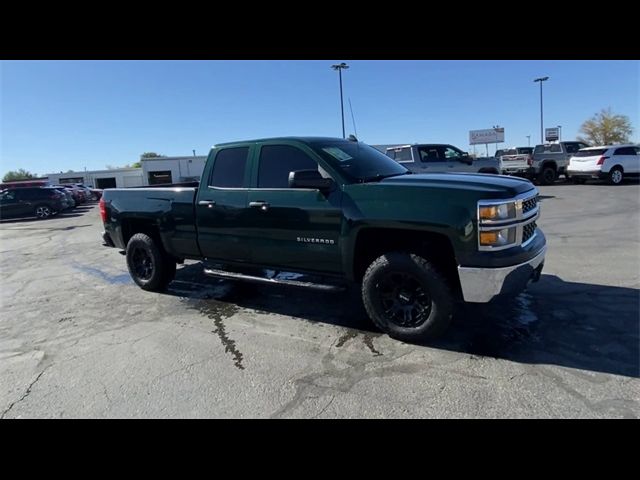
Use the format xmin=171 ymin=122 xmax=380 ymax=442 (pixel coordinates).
xmin=479 ymin=227 xmax=517 ymax=247
xmin=478 ymin=202 xmax=516 ymax=222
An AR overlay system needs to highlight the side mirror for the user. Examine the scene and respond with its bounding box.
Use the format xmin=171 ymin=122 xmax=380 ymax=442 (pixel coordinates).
xmin=288 ymin=170 xmax=333 ymax=191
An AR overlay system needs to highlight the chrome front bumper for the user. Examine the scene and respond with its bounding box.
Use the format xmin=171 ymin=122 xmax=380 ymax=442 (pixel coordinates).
xmin=457 ymin=246 xmax=546 ymax=303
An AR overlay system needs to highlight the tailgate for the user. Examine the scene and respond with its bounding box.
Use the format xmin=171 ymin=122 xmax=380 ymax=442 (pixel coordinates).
xmin=501 ymin=155 xmax=529 ymax=168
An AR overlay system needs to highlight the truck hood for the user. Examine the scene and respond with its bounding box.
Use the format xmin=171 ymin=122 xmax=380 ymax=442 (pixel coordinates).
xmin=377 ymin=172 xmax=534 ymax=199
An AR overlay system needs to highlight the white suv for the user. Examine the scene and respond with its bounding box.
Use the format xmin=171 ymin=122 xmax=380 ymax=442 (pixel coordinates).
xmin=567 ymin=144 xmax=639 ymax=185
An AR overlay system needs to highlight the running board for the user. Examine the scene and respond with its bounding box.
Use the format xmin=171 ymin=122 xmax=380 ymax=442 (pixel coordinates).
xmin=203 ymin=268 xmax=346 ymax=292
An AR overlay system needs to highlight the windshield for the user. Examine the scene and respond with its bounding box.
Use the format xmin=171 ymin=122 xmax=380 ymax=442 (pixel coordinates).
xmin=312 ymin=141 xmax=409 ymax=183
xmin=501 ymin=149 xmax=518 ymax=156
xmin=517 ymin=147 xmax=533 ymax=155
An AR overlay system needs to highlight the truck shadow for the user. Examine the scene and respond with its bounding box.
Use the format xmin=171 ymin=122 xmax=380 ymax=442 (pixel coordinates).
xmin=166 ymin=265 xmax=639 ymax=378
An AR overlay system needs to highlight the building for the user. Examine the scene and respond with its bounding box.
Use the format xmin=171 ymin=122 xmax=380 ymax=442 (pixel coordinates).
xmin=45 ymin=168 xmax=144 ymax=189
xmin=141 ymin=155 xmax=208 ymax=185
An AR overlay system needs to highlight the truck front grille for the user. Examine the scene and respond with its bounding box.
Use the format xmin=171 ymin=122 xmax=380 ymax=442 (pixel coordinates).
xmin=522 ymin=221 xmax=537 ymax=243
xmin=522 ymin=195 xmax=538 ymax=214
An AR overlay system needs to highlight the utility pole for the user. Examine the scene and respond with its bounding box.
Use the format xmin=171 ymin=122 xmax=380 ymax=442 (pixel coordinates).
xmin=331 ymin=62 xmax=349 ymax=138
xmin=534 ymin=76 xmax=549 ymax=143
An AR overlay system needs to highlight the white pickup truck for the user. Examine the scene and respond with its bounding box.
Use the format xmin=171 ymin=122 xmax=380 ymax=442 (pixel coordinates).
xmin=497 ymin=147 xmax=534 ymax=177
xmin=386 ymin=144 xmax=500 ymax=174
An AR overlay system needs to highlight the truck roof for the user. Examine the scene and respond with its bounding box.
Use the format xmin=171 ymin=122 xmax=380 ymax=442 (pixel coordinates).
xmin=214 ymin=136 xmax=351 ymax=147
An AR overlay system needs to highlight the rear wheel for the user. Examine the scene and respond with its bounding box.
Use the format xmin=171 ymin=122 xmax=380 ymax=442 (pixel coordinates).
xmin=34 ymin=205 xmax=53 ymax=219
xmin=539 ymin=166 xmax=557 ymax=185
xmin=361 ymin=252 xmax=454 ymax=343
xmin=126 ymin=233 xmax=176 ymax=291
xmin=608 ymin=167 xmax=623 ymax=185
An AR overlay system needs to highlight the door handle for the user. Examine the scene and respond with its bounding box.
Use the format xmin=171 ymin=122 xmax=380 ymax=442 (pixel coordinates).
xmin=198 ymin=200 xmax=216 ymax=208
xmin=249 ymin=201 xmax=270 ymax=211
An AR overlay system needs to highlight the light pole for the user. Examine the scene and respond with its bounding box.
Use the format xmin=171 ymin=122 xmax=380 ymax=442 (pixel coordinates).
xmin=526 ymin=135 xmax=531 ymax=147
xmin=331 ymin=62 xmax=349 ymax=138
xmin=534 ymin=76 xmax=549 ymax=143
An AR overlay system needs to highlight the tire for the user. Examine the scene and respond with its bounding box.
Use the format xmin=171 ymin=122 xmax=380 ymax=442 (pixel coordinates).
xmin=125 ymin=233 xmax=176 ymax=291
xmin=34 ymin=204 xmax=53 ymax=219
xmin=538 ymin=166 xmax=557 ymax=185
xmin=361 ymin=252 xmax=454 ymax=342
xmin=608 ymin=167 xmax=623 ymax=185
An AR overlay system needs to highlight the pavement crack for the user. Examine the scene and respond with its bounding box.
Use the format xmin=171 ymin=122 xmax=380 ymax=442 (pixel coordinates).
xmin=1 ymin=366 xmax=50 ymax=419
xmin=313 ymin=395 xmax=335 ymax=418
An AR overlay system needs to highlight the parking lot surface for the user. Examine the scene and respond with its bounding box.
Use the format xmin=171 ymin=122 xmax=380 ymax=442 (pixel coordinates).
xmin=1 ymin=182 xmax=639 ymax=418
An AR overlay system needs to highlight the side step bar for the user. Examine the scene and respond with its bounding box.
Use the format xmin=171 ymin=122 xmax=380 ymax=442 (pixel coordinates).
xmin=203 ymin=267 xmax=346 ymax=292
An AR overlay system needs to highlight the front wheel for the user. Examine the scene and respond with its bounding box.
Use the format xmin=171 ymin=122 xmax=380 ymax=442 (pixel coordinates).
xmin=608 ymin=167 xmax=623 ymax=185
xmin=361 ymin=252 xmax=454 ymax=343
xmin=126 ymin=233 xmax=176 ymax=291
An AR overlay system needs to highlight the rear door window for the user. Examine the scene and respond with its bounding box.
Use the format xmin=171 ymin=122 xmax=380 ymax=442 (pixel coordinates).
xmin=564 ymin=143 xmax=581 ymax=154
xmin=417 ymin=146 xmax=443 ymax=163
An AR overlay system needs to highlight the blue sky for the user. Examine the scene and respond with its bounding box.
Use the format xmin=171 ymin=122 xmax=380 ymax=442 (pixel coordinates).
xmin=1 ymin=60 xmax=638 ymax=177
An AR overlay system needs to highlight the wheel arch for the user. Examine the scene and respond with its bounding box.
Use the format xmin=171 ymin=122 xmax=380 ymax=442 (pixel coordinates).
xmin=351 ymin=227 xmax=462 ymax=299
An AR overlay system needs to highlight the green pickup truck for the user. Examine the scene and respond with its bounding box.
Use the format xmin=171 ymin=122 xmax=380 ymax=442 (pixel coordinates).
xmin=100 ymin=136 xmax=546 ymax=342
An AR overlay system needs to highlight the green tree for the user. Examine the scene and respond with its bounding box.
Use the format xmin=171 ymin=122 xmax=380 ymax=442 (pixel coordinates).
xmin=141 ymin=152 xmax=163 ymax=158
xmin=578 ymin=108 xmax=633 ymax=145
xmin=131 ymin=162 xmax=142 ymax=168
xmin=2 ymin=169 xmax=35 ymax=182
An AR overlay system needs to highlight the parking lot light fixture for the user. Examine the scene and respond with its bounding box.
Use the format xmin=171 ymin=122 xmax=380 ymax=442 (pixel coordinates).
xmin=534 ymin=76 xmax=549 ymax=144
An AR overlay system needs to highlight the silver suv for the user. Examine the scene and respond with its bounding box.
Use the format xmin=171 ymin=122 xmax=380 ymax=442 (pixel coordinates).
xmin=531 ymin=141 xmax=590 ymax=185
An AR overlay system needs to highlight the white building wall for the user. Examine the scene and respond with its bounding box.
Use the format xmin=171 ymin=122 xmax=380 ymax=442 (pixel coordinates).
xmin=46 ymin=168 xmax=144 ymax=189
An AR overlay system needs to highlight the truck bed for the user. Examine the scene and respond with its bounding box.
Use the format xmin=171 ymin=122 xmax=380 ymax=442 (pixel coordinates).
xmin=102 ymin=186 xmax=200 ymax=258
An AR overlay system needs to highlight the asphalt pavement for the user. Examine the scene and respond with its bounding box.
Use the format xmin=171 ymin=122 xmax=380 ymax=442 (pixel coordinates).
xmin=1 ymin=181 xmax=638 ymax=418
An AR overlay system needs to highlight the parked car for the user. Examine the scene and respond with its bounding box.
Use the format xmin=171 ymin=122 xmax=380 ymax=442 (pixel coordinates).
xmin=88 ymin=188 xmax=103 ymax=201
xmin=50 ymin=186 xmax=76 ymax=209
xmin=100 ymin=136 xmax=546 ymax=343
xmin=59 ymin=184 xmax=87 ymax=204
xmin=0 ymin=187 xmax=66 ymax=219
xmin=73 ymin=184 xmax=98 ymax=201
xmin=567 ymin=145 xmax=640 ymax=185
xmin=385 ymin=144 xmax=500 ymax=174
xmin=498 ymin=147 xmax=534 ymax=177
xmin=530 ymin=141 xmax=590 ymax=184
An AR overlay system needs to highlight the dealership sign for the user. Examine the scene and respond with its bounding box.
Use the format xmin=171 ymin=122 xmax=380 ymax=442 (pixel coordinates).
xmin=469 ymin=128 xmax=505 ymax=145
xmin=545 ymin=127 xmax=559 ymax=142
